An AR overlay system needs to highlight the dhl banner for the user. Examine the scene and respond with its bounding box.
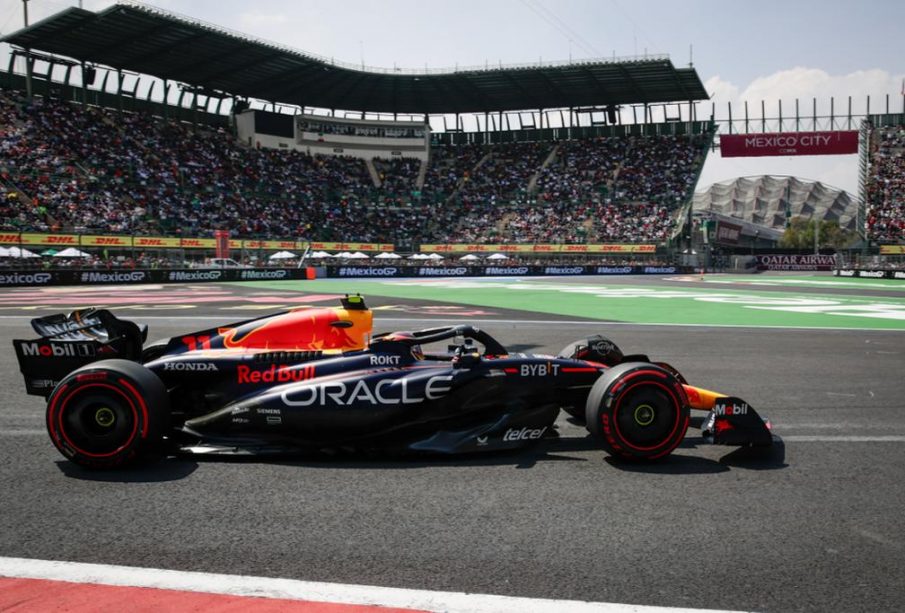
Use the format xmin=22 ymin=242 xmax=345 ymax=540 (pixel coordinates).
xmin=133 ymin=236 xmax=181 ymax=248
xmin=80 ymin=235 xmax=132 ymax=247
xmin=0 ymin=233 xmax=395 ymax=252
xmin=880 ymin=245 xmax=905 ymax=255
xmin=420 ymin=244 xmax=657 ymax=254
xmin=179 ymin=238 xmax=217 ymax=249
xmin=17 ymin=233 xmax=80 ymax=246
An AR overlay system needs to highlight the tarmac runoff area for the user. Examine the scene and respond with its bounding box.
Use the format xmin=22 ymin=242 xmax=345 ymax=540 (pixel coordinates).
xmin=0 ymin=273 xmax=904 ymax=612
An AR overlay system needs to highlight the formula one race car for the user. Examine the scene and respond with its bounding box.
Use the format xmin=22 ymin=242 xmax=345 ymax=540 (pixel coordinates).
xmin=13 ymin=296 xmax=775 ymax=469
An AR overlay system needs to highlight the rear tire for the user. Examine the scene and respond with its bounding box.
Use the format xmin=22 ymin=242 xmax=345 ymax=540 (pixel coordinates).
xmin=586 ymin=362 xmax=689 ymax=461
xmin=46 ymin=359 xmax=169 ymax=469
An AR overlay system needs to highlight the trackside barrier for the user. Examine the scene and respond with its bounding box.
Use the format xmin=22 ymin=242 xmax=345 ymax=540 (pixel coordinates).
xmin=0 ymin=268 xmax=315 ymax=287
xmin=0 ymin=265 xmax=689 ymax=286
xmin=835 ymin=269 xmax=905 ymax=280
xmin=324 ymin=265 xmax=687 ymax=278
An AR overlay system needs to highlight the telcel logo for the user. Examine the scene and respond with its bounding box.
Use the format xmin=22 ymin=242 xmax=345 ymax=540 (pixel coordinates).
xmin=502 ymin=427 xmax=547 ymax=442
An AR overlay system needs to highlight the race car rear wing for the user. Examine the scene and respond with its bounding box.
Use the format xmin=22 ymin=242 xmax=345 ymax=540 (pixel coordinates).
xmin=13 ymin=308 xmax=146 ymax=397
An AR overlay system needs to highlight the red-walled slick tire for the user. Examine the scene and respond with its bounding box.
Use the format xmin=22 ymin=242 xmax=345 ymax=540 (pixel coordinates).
xmin=585 ymin=362 xmax=689 ymax=461
xmin=45 ymin=360 xmax=169 ymax=469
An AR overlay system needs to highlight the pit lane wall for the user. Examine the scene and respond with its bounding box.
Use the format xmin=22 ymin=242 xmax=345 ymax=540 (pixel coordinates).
xmin=0 ymin=265 xmax=687 ymax=287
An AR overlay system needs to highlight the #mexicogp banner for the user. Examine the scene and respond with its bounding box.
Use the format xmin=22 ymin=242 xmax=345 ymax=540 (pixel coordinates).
xmin=720 ymin=131 xmax=858 ymax=158
xmin=420 ymin=244 xmax=656 ymax=254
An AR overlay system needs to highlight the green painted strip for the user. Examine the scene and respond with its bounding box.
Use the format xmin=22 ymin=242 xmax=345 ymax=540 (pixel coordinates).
xmin=230 ymin=278 xmax=905 ymax=330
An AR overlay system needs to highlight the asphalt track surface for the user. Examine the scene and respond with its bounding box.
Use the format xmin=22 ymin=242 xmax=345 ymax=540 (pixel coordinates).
xmin=1 ymin=275 xmax=904 ymax=612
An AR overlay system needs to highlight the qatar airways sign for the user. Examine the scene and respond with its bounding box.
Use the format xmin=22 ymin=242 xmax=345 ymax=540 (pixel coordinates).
xmin=720 ymin=131 xmax=858 ymax=157
xmin=757 ymin=254 xmax=836 ymax=271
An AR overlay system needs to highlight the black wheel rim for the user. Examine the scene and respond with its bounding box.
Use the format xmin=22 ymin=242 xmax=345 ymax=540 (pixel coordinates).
xmin=62 ymin=391 xmax=135 ymax=455
xmin=615 ymin=385 xmax=678 ymax=449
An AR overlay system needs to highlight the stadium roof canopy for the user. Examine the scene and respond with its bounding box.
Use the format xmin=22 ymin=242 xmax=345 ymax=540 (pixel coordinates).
xmin=693 ymin=176 xmax=858 ymax=233
xmin=2 ymin=2 xmax=709 ymax=115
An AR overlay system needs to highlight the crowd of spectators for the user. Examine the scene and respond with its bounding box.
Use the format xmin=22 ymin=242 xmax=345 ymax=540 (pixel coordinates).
xmin=0 ymin=91 xmax=425 ymax=242
xmin=865 ymin=124 xmax=905 ymax=243
xmin=420 ymin=143 xmax=485 ymax=204
xmin=424 ymin=135 xmax=707 ymax=244
xmin=373 ymin=157 xmax=421 ymax=205
xmin=611 ymin=135 xmax=703 ymax=206
xmin=1 ymin=91 xmax=709 ymax=247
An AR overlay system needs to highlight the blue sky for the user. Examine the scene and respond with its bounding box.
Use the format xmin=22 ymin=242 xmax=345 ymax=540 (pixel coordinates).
xmin=2 ymin=0 xmax=903 ymax=195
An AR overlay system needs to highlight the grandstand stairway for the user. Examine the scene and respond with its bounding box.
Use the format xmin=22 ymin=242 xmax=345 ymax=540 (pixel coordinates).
xmin=365 ymin=158 xmax=382 ymax=188
xmin=416 ymin=159 xmax=428 ymax=190
xmin=528 ymin=144 xmax=559 ymax=194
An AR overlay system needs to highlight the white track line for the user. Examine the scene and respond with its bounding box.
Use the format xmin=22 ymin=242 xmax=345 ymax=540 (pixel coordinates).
xmin=0 ymin=556 xmax=743 ymax=613
xmin=780 ymin=435 xmax=905 ymax=442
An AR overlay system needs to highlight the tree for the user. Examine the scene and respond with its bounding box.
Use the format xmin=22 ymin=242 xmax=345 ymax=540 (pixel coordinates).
xmin=779 ymin=217 xmax=856 ymax=250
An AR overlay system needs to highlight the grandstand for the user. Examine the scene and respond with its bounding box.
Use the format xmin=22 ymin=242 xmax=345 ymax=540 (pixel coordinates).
xmin=863 ymin=118 xmax=905 ymax=244
xmin=0 ymin=90 xmax=710 ymax=246
xmin=1 ymin=2 xmax=715 ymax=264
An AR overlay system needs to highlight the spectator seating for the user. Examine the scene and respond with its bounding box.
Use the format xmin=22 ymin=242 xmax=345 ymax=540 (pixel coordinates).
xmin=0 ymin=91 xmax=709 ymax=245
xmin=866 ymin=124 xmax=905 ymax=243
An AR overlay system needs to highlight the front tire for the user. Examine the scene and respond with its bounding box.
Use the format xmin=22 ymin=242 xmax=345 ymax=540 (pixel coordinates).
xmin=586 ymin=363 xmax=689 ymax=461
xmin=46 ymin=360 xmax=169 ymax=469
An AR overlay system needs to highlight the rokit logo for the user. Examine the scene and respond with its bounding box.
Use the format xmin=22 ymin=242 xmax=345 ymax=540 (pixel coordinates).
xmin=163 ymin=362 xmax=219 ymax=372
xmin=20 ymin=342 xmax=95 ymax=358
xmin=0 ymin=272 xmax=52 ymax=285
xmin=502 ymin=427 xmax=547 ymax=442
xmin=370 ymin=355 xmax=401 ymax=366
